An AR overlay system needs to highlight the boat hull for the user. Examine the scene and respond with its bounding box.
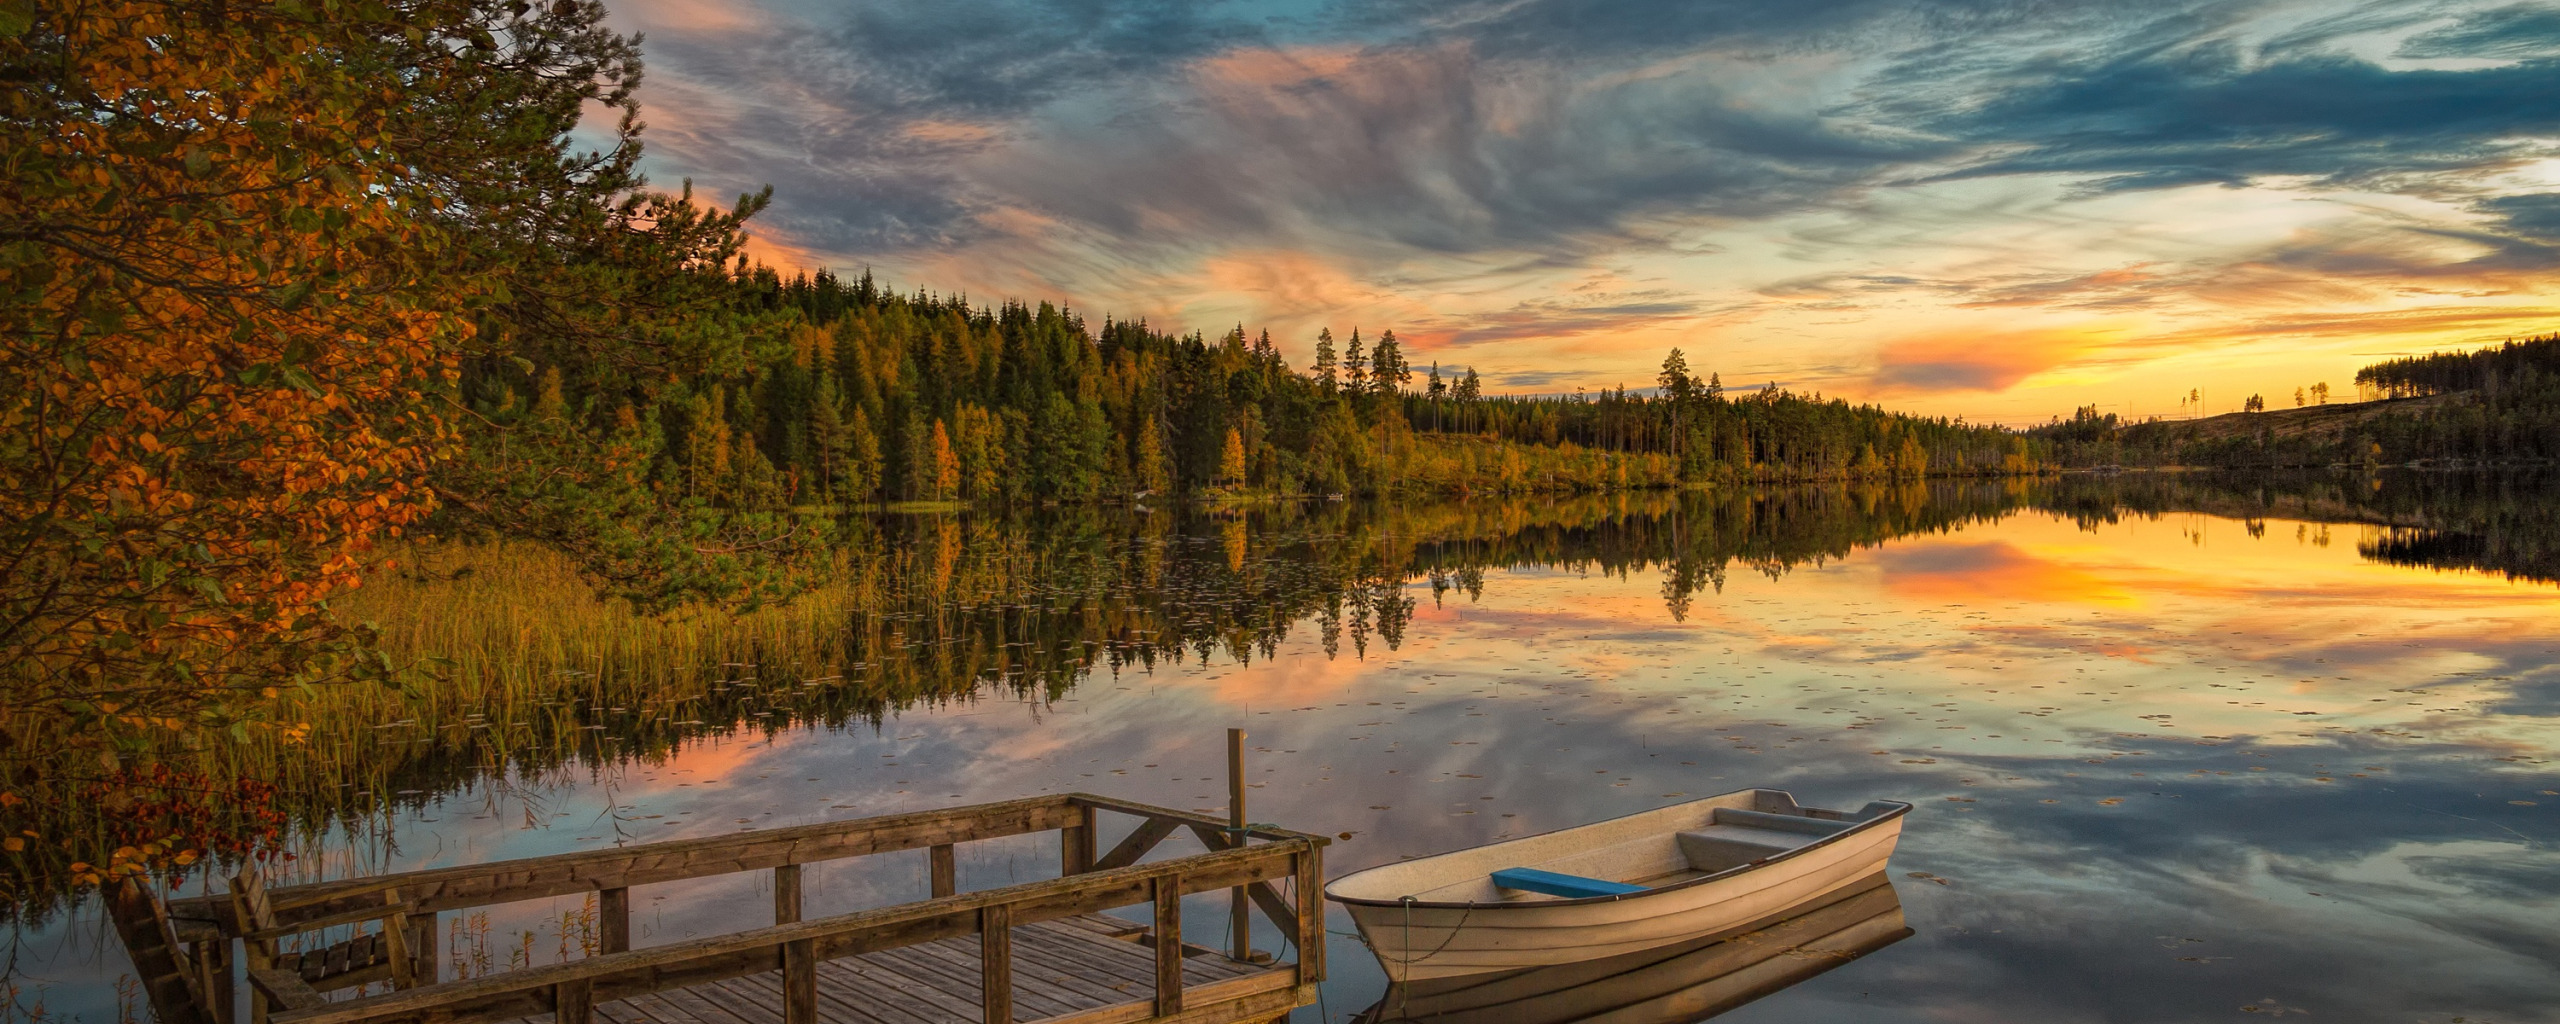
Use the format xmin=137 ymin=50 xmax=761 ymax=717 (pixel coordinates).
xmin=1353 ymin=873 xmax=1911 ymax=1023
xmin=1330 ymin=791 xmax=1906 ymax=981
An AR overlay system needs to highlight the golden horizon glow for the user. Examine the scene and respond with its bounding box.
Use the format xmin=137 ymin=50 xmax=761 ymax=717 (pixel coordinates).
xmin=610 ymin=0 xmax=2560 ymax=424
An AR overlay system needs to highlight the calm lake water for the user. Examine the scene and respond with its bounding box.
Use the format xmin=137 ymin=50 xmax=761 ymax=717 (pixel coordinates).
xmin=13 ymin=472 xmax=2560 ymax=1023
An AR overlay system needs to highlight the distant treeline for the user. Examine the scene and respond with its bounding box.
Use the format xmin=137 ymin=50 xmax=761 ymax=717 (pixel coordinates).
xmin=2034 ymin=333 xmax=2560 ymax=468
xmin=2355 ymin=333 xmax=2560 ymax=399
xmin=466 ymin=269 xmax=2051 ymax=508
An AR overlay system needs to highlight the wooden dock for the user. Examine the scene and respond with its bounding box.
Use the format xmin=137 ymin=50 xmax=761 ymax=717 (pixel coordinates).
xmin=127 ymin=794 xmax=1328 ymax=1024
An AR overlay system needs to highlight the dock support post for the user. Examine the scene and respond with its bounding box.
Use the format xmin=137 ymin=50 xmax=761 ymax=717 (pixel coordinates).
xmin=1152 ymin=874 xmax=1184 ymax=1016
xmin=1061 ymin=802 xmax=1096 ymax=876
xmin=1295 ymin=848 xmax=1322 ymax=984
xmin=1228 ymin=727 xmax=1251 ymax=962
xmin=200 ymin=936 xmax=234 ymax=1024
xmin=783 ymin=937 xmax=817 ymax=1024
xmin=598 ymin=887 xmax=630 ymax=954
xmin=554 ymin=978 xmax=592 ymax=1024
xmin=979 ymin=905 xmax=1013 ymax=1024
xmin=930 ymin=844 xmax=956 ymax=898
xmin=773 ymin=864 xmax=801 ymax=924
xmin=408 ymin=910 xmax=438 ymax=984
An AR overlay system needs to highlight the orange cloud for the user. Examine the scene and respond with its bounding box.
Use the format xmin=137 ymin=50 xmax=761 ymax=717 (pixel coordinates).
xmin=610 ymin=0 xmax=765 ymax=35
xmin=1193 ymin=46 xmax=1361 ymax=89
xmin=1870 ymin=326 xmax=2116 ymax=395
xmin=1198 ymin=249 xmax=1410 ymax=327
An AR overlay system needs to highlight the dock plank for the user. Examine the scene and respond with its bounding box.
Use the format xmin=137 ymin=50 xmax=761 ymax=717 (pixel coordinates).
xmin=462 ymin=914 xmax=1294 ymax=1024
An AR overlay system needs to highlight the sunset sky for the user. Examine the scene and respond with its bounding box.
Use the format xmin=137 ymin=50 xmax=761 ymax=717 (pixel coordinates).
xmin=605 ymin=0 xmax=2560 ymax=423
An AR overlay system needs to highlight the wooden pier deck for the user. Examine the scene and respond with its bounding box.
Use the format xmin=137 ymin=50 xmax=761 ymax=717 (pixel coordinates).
xmin=125 ymin=794 xmax=1328 ymax=1024
xmin=533 ymin=915 xmax=1276 ymax=1024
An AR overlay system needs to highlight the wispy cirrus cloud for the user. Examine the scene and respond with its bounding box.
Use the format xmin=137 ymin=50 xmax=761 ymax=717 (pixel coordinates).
xmin=608 ymin=0 xmax=2560 ymax=418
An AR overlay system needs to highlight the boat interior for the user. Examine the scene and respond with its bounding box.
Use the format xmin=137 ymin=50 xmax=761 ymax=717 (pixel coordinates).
xmin=1388 ymin=792 xmax=1901 ymax=905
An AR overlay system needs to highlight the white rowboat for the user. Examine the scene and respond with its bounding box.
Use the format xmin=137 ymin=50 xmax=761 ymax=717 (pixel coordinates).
xmin=1350 ymin=873 xmax=1910 ymax=1023
xmin=1325 ymin=789 xmax=1910 ymax=981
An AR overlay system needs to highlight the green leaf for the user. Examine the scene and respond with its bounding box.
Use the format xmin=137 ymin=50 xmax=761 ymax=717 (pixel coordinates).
xmin=183 ymin=144 xmax=210 ymax=179
xmin=0 ymin=0 xmax=32 ymax=38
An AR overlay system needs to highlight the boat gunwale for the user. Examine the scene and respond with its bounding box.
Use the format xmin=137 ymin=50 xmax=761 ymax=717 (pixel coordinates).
xmin=1322 ymin=792 xmax=1912 ymax=911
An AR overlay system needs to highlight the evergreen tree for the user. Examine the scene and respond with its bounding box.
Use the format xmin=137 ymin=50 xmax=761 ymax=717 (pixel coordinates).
xmin=1135 ymin=415 xmax=1170 ymax=495
xmin=1370 ymin=330 xmax=1410 ymax=400
xmin=806 ymin=370 xmax=851 ymax=502
xmin=846 ymin=406 xmax=883 ymax=503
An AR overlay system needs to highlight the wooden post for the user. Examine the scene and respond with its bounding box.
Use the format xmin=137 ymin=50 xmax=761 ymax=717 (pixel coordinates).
xmin=930 ymin=844 xmax=957 ymax=898
xmin=597 ymin=888 xmax=630 ymax=955
xmin=1228 ymin=727 xmax=1251 ymax=962
xmin=382 ymin=890 xmax=414 ymax=989
xmin=1295 ymin=847 xmax=1323 ymax=984
xmin=102 ymin=875 xmax=213 ymax=1024
xmin=408 ymin=910 xmax=438 ymax=985
xmin=200 ymin=937 xmax=234 ymax=1024
xmin=553 ymin=978 xmax=593 ymax=1024
xmin=979 ymin=905 xmax=1012 ymax=1024
xmin=783 ymin=937 xmax=817 ymax=1024
xmin=773 ymin=864 xmax=802 ymax=925
xmin=1152 ymin=874 xmax=1184 ymax=1016
xmin=1060 ymin=802 xmax=1096 ymax=876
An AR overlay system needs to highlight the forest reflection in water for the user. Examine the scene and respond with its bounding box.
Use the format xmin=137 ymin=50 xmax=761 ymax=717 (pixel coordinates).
xmin=7 ymin=469 xmax=2559 ymax=1024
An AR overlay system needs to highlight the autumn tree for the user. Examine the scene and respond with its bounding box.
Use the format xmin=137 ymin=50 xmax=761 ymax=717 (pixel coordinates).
xmin=929 ymin=420 xmax=960 ymax=500
xmin=0 ymin=0 xmax=814 ymax=740
xmin=1219 ymin=428 xmax=1248 ymax=489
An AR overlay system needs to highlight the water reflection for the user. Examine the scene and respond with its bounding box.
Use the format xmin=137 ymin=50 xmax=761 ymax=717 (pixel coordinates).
xmin=1352 ymin=875 xmax=1908 ymax=1024
xmin=6 ymin=470 xmax=2558 ymax=1023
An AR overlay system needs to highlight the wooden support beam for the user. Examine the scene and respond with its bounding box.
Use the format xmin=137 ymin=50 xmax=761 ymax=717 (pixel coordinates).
xmin=104 ymin=876 xmax=214 ymax=1024
xmin=245 ymin=970 xmax=324 ymax=1013
xmin=1151 ymin=874 xmax=1183 ymax=1017
xmin=381 ymin=891 xmax=415 ymax=990
xmin=1244 ymin=882 xmax=1295 ymax=946
xmin=773 ymin=864 xmax=801 ymax=925
xmin=201 ymin=939 xmax=235 ymax=1024
xmin=1227 ymin=729 xmax=1250 ymax=964
xmin=407 ymin=911 xmax=438 ymax=985
xmin=1061 ymin=803 xmax=1097 ymax=876
xmin=1031 ymin=973 xmax=1304 ymax=1024
xmin=178 ymin=796 xmax=1085 ymax=931
xmin=1293 ymin=850 xmax=1321 ymax=984
xmin=979 ymin=905 xmax=1012 ymax=1024
xmin=552 ymin=978 xmax=592 ymax=1024
xmin=930 ymin=844 xmax=957 ymax=899
xmin=1092 ymin=817 xmax=1179 ymax=872
xmin=781 ymin=938 xmax=816 ymax=1024
xmin=597 ymin=888 xmax=630 ymax=955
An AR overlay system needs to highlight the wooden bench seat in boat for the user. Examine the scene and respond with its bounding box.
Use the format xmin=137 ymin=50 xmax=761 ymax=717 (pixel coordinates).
xmin=1489 ymin=867 xmax=1649 ymax=899
xmin=1676 ymin=807 xmax=1854 ymax=871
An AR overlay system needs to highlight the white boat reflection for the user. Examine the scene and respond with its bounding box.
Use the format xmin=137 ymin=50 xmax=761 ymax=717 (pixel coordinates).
xmin=1351 ymin=872 xmax=1908 ymax=1024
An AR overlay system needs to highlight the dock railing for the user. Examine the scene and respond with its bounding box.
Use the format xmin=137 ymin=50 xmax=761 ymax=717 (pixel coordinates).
xmin=153 ymin=793 xmax=1328 ymax=1024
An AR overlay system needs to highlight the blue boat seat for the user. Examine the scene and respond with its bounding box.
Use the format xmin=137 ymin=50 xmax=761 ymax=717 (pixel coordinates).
xmin=1490 ymin=867 xmax=1647 ymax=899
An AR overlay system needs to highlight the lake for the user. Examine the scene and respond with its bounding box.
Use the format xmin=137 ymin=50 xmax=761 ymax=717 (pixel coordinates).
xmin=10 ymin=472 xmax=2559 ymax=1023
